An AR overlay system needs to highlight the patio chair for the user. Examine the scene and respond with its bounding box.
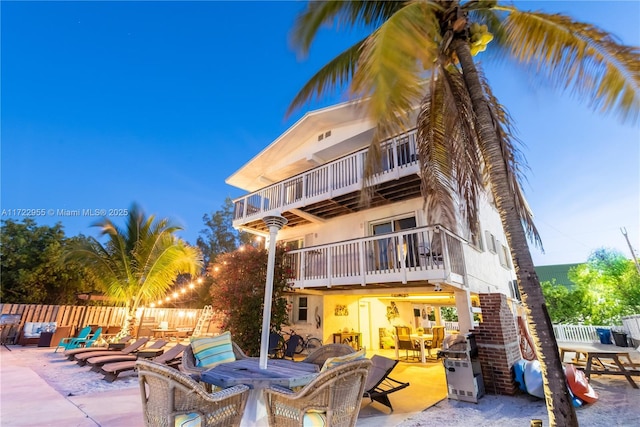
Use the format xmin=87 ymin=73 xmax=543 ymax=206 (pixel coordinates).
xmin=136 ymin=359 xmax=249 ymax=427
xmin=63 ymin=335 xmax=132 ymax=359
xmin=264 ymin=358 xmax=372 ymax=427
xmin=268 ymin=331 xmax=285 ymax=359
xmin=284 ymin=334 xmax=302 ymax=360
xmin=423 ymin=326 xmax=445 ymax=360
xmin=74 ymin=337 xmax=150 ymax=365
xmin=397 ymin=335 xmax=420 ymax=362
xmin=54 ymin=326 xmax=92 ymax=352
xmin=363 ymin=355 xmax=410 ymax=412
xmin=101 ymin=344 xmax=187 ymax=382
xmin=57 ymin=327 xmax=102 ymax=352
xmin=84 ymin=340 xmax=169 ymax=370
xmin=301 ymin=343 xmax=355 ymax=369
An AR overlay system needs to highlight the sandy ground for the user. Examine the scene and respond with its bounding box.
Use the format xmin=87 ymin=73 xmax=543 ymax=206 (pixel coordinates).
xmin=399 ymin=375 xmax=640 ymax=427
xmin=12 ymin=348 xmax=640 ymax=426
xmin=33 ymin=348 xmax=140 ymax=396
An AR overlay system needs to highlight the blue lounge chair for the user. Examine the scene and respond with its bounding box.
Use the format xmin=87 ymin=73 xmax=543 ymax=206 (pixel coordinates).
xmin=54 ymin=326 xmax=92 ymax=352
xmin=57 ymin=327 xmax=102 ymax=352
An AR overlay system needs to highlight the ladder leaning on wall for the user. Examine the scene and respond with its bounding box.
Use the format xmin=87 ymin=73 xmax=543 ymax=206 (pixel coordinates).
xmin=192 ymin=305 xmax=214 ymax=338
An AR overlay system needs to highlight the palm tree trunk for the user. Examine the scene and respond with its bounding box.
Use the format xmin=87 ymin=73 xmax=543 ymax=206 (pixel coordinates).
xmin=452 ymin=38 xmax=578 ymax=427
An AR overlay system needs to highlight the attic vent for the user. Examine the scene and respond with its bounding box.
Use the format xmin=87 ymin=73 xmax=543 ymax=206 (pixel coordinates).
xmin=317 ymin=133 xmax=324 ymax=141
xmin=325 ymin=130 xmax=331 ymax=137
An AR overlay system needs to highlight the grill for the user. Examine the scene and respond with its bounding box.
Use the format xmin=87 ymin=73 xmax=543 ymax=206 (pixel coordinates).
xmin=438 ymin=333 xmax=485 ymax=403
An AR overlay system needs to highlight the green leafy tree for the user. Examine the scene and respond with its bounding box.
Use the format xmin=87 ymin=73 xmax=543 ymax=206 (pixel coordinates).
xmin=568 ymin=249 xmax=640 ymax=324
xmin=0 ymin=219 xmax=96 ymax=304
xmin=540 ymin=279 xmax=586 ymax=324
xmin=193 ymin=197 xmax=253 ymax=308
xmin=289 ymin=2 xmax=638 ymax=425
xmin=209 ymin=245 xmax=290 ymax=356
xmin=67 ymin=204 xmax=202 ymax=337
xmin=197 ymin=197 xmax=252 ymax=267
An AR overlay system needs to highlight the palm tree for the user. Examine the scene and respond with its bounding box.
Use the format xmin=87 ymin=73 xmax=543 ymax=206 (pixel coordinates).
xmin=67 ymin=204 xmax=202 ymax=337
xmin=288 ymin=1 xmax=639 ymax=425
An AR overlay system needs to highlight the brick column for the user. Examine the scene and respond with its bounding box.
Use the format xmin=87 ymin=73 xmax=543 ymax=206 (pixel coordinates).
xmin=473 ymin=293 xmax=521 ymax=395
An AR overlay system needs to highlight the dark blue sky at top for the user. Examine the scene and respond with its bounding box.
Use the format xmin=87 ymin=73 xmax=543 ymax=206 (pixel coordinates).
xmin=2 ymin=1 xmax=639 ymax=265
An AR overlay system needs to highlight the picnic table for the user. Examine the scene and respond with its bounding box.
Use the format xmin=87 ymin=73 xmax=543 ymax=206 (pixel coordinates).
xmin=558 ymin=342 xmax=640 ymax=389
xmin=201 ymin=358 xmax=319 ymax=426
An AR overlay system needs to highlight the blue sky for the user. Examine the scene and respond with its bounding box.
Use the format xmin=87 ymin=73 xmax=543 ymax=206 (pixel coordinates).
xmin=2 ymin=1 xmax=638 ymax=266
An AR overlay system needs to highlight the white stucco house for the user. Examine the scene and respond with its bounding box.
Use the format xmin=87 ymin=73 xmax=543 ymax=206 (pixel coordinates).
xmin=226 ymin=99 xmax=520 ymax=350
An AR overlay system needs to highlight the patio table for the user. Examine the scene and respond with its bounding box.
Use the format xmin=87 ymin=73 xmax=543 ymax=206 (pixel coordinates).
xmin=558 ymin=343 xmax=639 ymax=388
xmin=201 ymin=358 xmax=319 ymax=426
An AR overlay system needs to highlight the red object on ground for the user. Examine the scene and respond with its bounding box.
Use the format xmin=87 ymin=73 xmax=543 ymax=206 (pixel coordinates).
xmin=565 ymin=363 xmax=599 ymax=404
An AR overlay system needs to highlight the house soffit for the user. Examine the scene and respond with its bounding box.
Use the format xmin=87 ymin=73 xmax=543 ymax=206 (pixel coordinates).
xmin=226 ymin=100 xmax=372 ymax=192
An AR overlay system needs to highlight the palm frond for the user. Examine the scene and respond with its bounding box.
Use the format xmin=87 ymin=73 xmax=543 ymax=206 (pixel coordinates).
xmin=291 ymin=0 xmax=406 ymax=57
xmin=476 ymin=67 xmax=543 ymax=248
xmin=354 ymin=1 xmax=441 ymax=195
xmin=500 ymin=6 xmax=640 ymax=123
xmin=287 ymin=40 xmax=365 ymax=117
xmin=416 ymin=64 xmax=484 ymax=233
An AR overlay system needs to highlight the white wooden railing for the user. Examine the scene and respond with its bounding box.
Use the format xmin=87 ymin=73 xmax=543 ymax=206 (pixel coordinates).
xmin=233 ymin=129 xmax=420 ymax=225
xmin=552 ymin=323 xmax=632 ymax=343
xmin=285 ymin=225 xmax=466 ymax=288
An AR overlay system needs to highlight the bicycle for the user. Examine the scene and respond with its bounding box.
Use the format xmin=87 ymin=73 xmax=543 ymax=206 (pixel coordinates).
xmin=283 ymin=329 xmax=323 ymax=356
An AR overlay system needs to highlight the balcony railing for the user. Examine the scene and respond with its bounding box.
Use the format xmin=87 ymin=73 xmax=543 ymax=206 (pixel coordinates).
xmin=233 ymin=129 xmax=420 ymax=224
xmin=285 ymin=225 xmax=466 ymax=289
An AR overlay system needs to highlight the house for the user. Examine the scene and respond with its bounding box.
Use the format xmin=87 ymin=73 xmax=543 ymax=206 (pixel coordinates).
xmin=535 ymin=264 xmax=581 ymax=288
xmin=226 ymin=99 xmax=521 ymax=350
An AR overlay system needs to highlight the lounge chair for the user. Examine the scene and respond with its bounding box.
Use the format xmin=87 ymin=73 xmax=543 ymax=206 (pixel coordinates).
xmin=74 ymin=337 xmax=150 ymax=365
xmin=264 ymin=358 xmax=372 ymax=427
xmin=57 ymin=327 xmax=102 ymax=352
xmin=55 ymin=326 xmax=92 ymax=352
xmin=101 ymin=344 xmax=186 ymax=382
xmin=301 ymin=343 xmax=355 ymax=369
xmin=136 ymin=359 xmax=249 ymax=427
xmin=63 ymin=335 xmax=132 ymax=360
xmin=363 ymin=354 xmax=410 ymax=412
xmin=86 ymin=339 xmax=169 ymax=371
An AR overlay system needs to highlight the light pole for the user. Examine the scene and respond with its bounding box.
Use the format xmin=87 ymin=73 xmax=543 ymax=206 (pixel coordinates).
xmin=259 ymin=215 xmax=287 ymax=370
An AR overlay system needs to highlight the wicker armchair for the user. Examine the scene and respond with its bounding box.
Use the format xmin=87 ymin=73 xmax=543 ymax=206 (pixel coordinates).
xmin=300 ymin=343 xmax=355 ymax=369
xmin=136 ymin=359 xmax=249 ymax=427
xmin=181 ymin=341 xmax=248 ymax=380
xmin=264 ymin=358 xmax=372 ymax=427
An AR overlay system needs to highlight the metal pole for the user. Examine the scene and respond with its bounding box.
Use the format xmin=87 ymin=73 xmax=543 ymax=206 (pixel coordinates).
xmin=259 ymin=215 xmax=287 ymax=370
xmin=621 ymin=227 xmax=640 ymax=275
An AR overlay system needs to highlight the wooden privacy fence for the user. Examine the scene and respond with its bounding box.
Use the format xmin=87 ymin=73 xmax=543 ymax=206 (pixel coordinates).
xmin=0 ymin=303 xmax=212 ymax=337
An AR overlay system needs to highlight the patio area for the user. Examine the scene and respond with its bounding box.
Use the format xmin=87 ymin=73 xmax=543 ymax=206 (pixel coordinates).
xmin=0 ymin=345 xmax=447 ymax=426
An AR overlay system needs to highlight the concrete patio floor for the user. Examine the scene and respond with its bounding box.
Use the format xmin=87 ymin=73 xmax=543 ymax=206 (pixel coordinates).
xmin=0 ymin=345 xmax=447 ymax=426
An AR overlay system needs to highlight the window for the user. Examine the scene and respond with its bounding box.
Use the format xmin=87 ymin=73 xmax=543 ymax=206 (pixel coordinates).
xmin=509 ymin=280 xmax=521 ymax=301
xmin=297 ymin=297 xmax=308 ymax=322
xmin=284 ymin=238 xmax=303 ymax=251
xmin=484 ymin=231 xmax=497 ymax=253
xmin=468 ymin=223 xmax=484 ymax=251
xmin=500 ymin=244 xmax=511 ymax=268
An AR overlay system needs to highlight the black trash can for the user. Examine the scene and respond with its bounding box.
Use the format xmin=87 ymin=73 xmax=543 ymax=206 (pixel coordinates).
xmin=596 ymin=328 xmax=612 ymax=344
xmin=612 ymin=331 xmax=628 ymax=347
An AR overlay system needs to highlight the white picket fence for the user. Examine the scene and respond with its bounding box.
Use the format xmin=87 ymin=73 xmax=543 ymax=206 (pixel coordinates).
xmin=552 ymin=323 xmax=636 ymax=345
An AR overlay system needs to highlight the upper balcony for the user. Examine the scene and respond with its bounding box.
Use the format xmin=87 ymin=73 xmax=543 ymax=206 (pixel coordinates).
xmin=285 ymin=225 xmax=466 ymax=290
xmin=232 ymin=129 xmax=422 ymax=233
